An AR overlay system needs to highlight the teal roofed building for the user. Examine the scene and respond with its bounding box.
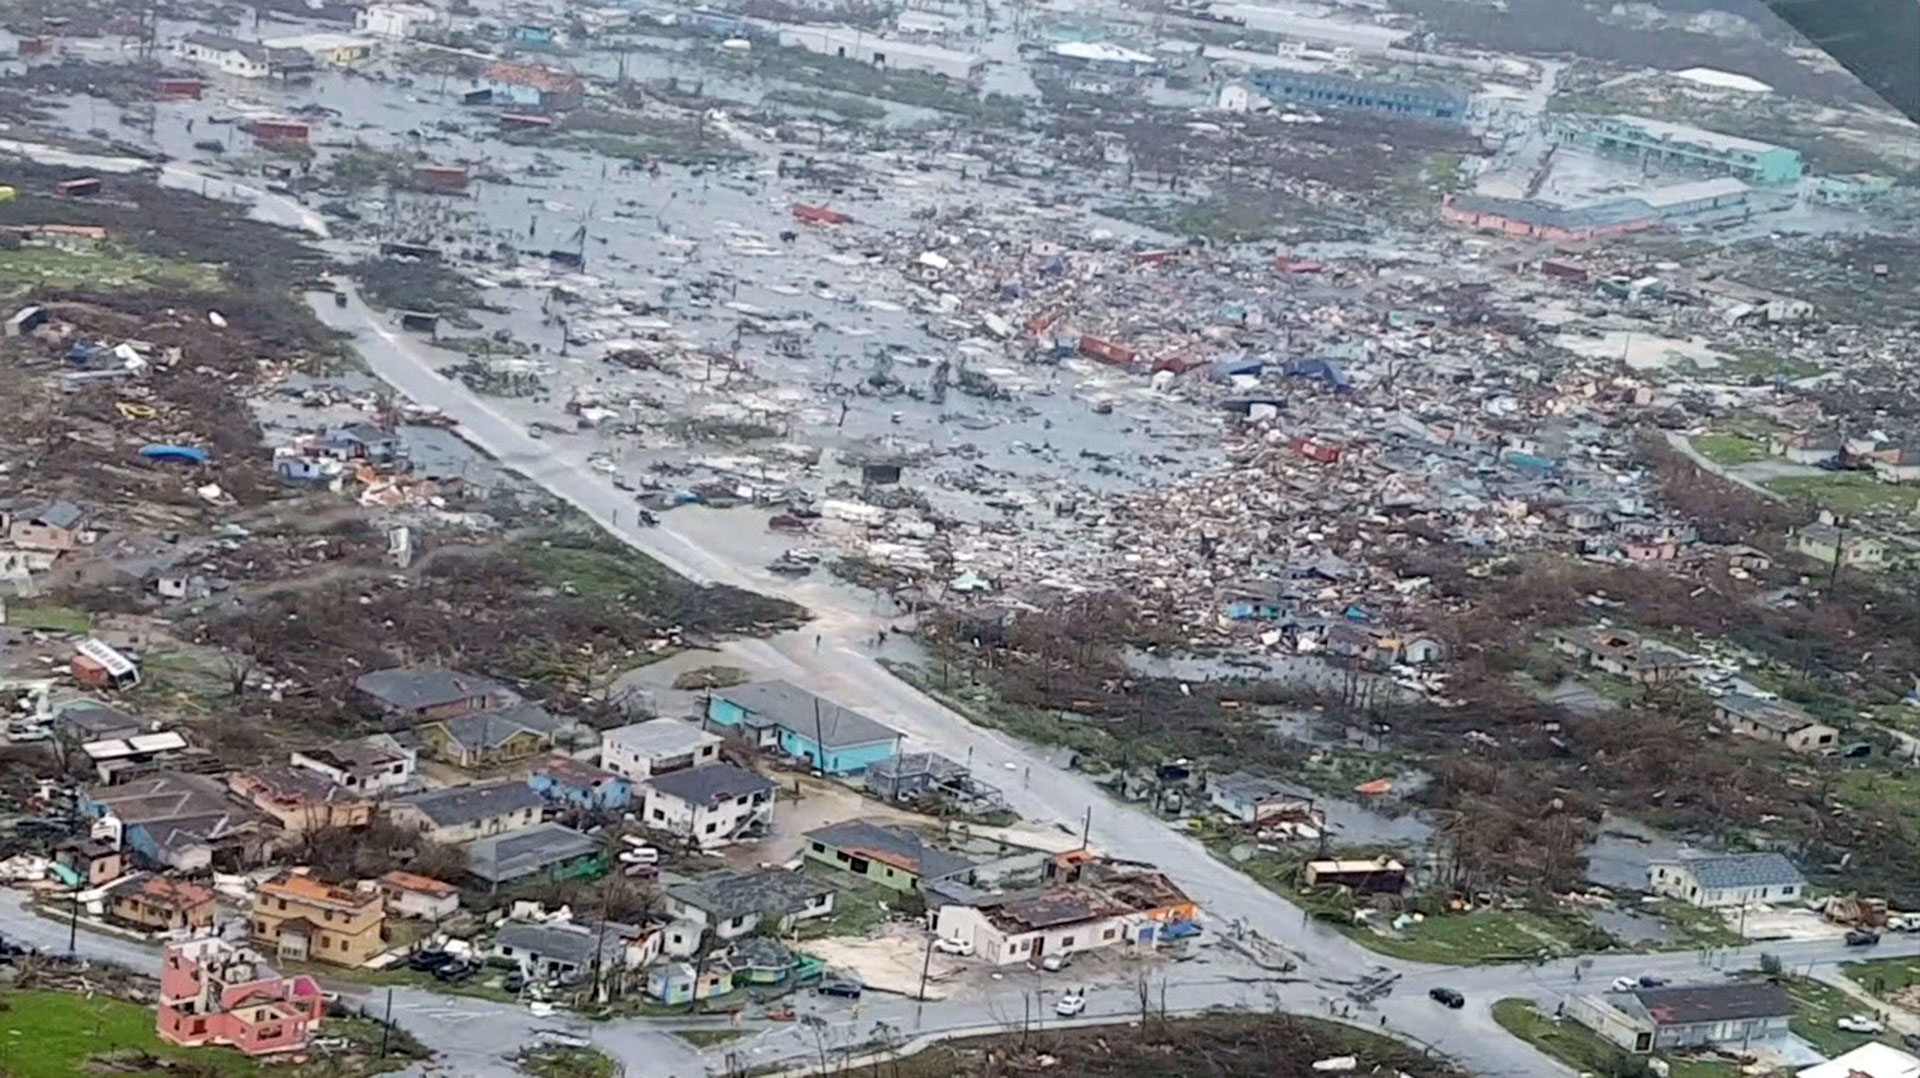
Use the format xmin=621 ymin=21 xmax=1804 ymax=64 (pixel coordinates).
xmin=1551 ymin=114 xmax=1803 ymax=185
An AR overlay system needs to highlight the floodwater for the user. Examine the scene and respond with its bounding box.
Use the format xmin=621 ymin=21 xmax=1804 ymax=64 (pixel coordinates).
xmin=32 ymin=29 xmax=1225 ymax=534
xmin=1581 ymin=814 xmax=1710 ymax=890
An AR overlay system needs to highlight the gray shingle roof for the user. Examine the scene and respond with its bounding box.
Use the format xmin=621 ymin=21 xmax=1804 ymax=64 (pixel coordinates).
xmin=1671 ymin=852 xmax=1805 ymax=890
xmin=397 ymin=781 xmax=543 ymax=827
xmin=667 ymin=869 xmax=832 ymax=922
xmin=646 ymin=763 xmax=773 ymax=807
xmin=494 ymin=919 xmax=642 ymax=967
xmin=804 ymin=819 xmax=976 ymax=882
xmin=30 ymin=500 xmax=86 ymax=528
xmin=1620 ymin=982 xmax=1793 ymax=1027
xmin=1717 ymin=693 xmax=1821 ymax=734
xmin=437 ymin=704 xmax=562 ymax=752
xmin=354 ymin=668 xmax=507 ymax=712
xmin=466 ymin=822 xmax=599 ymax=883
xmin=715 ymin=681 xmax=900 ymax=749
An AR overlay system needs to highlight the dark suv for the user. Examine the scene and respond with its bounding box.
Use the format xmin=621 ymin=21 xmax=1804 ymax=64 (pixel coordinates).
xmin=1429 ymin=987 xmax=1465 ymax=1009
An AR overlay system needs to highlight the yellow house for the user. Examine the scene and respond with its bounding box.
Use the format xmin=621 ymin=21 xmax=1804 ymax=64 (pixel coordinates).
xmin=1791 ymin=523 xmax=1886 ymax=570
xmin=415 ymin=705 xmax=565 ymax=769
xmin=252 ymin=872 xmax=385 ymax=968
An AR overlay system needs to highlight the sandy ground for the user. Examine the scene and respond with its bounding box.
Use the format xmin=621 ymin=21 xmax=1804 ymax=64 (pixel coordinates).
xmin=801 ymin=924 xmax=973 ymax=999
xmin=1740 ymin=907 xmax=1851 ymax=941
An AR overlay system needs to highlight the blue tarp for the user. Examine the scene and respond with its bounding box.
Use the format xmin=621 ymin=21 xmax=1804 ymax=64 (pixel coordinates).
xmin=1160 ymin=921 xmax=1202 ymax=940
xmin=139 ymin=444 xmax=210 ymax=464
xmin=1284 ymin=357 xmax=1352 ymax=392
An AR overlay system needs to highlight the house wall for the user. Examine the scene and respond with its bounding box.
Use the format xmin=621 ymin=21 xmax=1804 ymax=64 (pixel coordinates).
xmin=774 ymin=729 xmax=896 ymax=775
xmin=388 ymin=803 xmax=539 ymax=844
xmin=933 ymin=904 xmax=1139 ymax=966
xmin=601 ymin=734 xmax=719 ymax=780
xmin=385 ymin=889 xmax=458 ymax=921
xmin=804 ymin=839 xmax=921 ymax=891
xmin=1648 ymin=864 xmax=1801 ymax=908
xmin=666 ymin=890 xmax=834 ymax=941
xmin=1564 ymin=995 xmax=1654 ymax=1052
xmin=1653 ymin=1014 xmax=1790 ymax=1049
xmin=641 ymin=787 xmax=770 ymax=849
xmin=10 ymin=522 xmax=79 ymax=551
xmin=290 ymin=749 xmax=415 ymax=794
xmin=528 ymin=772 xmax=632 ymax=811
xmin=112 ymin=892 xmax=215 ymax=932
xmin=251 ymin=889 xmax=384 ymax=967
xmin=124 ymin=823 xmax=213 ymax=874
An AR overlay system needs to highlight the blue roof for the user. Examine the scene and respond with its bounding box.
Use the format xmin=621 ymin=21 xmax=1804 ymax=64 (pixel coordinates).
xmin=1284 ymin=357 xmax=1352 ymax=390
xmin=139 ymin=444 xmax=210 ymax=464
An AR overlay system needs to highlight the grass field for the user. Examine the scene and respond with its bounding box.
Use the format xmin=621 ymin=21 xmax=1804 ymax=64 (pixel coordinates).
xmin=1767 ymin=473 xmax=1920 ymax=518
xmin=0 ymin=990 xmax=417 ymax=1078
xmin=1693 ymin=433 xmax=1771 ymax=466
xmin=1492 ymin=998 xmax=1737 ymax=1078
xmin=0 ymin=601 xmax=92 ymax=634
xmin=1356 ymin=908 xmax=1586 ymax=964
xmin=1784 ymin=974 xmax=1900 ymax=1056
xmin=1844 ymin=955 xmax=1920 ymax=999
xmin=0 ymin=244 xmax=222 ymax=293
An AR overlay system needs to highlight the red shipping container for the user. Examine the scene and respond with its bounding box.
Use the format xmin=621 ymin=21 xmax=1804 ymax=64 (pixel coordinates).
xmin=1077 ymin=335 xmax=1138 ymax=368
xmin=792 ymin=204 xmax=852 ymax=226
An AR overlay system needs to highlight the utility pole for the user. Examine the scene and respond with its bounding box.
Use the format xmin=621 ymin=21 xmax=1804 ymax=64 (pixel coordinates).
xmin=378 ymin=987 xmax=393 ymax=1057
xmin=67 ymin=888 xmax=79 ymax=957
xmin=1079 ymin=806 xmax=1092 ymax=850
xmin=915 ymin=933 xmax=935 ymax=1015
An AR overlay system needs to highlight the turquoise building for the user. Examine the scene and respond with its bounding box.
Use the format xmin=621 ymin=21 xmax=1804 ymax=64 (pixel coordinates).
xmin=705 ymin=681 xmax=902 ymax=776
xmin=1551 ymin=114 xmax=1803 ymax=186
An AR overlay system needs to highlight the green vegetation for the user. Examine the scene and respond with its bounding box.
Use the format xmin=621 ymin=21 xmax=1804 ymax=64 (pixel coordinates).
xmin=1700 ymin=347 xmax=1825 ymax=383
xmin=794 ymin=863 xmax=895 ymax=941
xmin=0 ymin=601 xmax=92 ymax=634
xmin=0 ymin=243 xmax=221 ymax=293
xmin=0 ymin=991 xmax=415 ymax=1078
xmin=1492 ymin=998 xmax=1736 ymax=1078
xmin=517 ymin=1044 xmax=618 ymax=1078
xmin=760 ymin=88 xmax=888 ymax=121
xmin=1651 ymin=901 xmax=1744 ymax=950
xmin=1692 ymin=433 xmax=1771 ymax=467
xmin=1380 ymin=151 xmax=1469 ymax=217
xmin=891 ymin=1012 xmax=1468 ymax=1078
xmin=1832 ymin=767 xmax=1920 ymax=831
xmin=1843 ymin=955 xmax=1920 ymax=999
xmin=1784 ymin=975 xmax=1899 ymax=1056
xmin=1768 ymin=473 xmax=1920 ymax=518
xmin=1355 ymin=908 xmax=1591 ymax=964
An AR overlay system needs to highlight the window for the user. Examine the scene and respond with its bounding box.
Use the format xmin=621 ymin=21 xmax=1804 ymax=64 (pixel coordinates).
xmin=1007 ymin=943 xmax=1020 ymax=956
xmin=1060 ymin=936 xmax=1074 ymax=948
xmin=277 ymin=898 xmax=288 ymax=910
xmin=651 ymin=809 xmax=666 ymax=822
xmin=811 ymin=842 xmax=826 ymax=854
xmin=1103 ymin=928 xmax=1117 ymax=940
xmin=704 ymin=822 xmax=717 ymax=834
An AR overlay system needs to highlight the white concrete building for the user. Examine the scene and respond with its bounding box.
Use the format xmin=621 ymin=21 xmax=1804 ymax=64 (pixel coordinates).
xmin=599 ymin=718 xmax=722 ymax=781
xmin=176 ymin=33 xmax=272 ymax=78
xmin=355 ymin=3 xmax=444 ymax=39
xmin=640 ymin=764 xmax=774 ymax=849
xmin=1647 ymin=852 xmax=1805 ymax=909
xmin=776 ymin=26 xmax=984 ymax=80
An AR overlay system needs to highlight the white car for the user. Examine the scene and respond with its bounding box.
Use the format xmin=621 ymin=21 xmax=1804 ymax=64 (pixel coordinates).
xmin=1612 ymin=976 xmax=1638 ymax=992
xmin=1837 ymin=1015 xmax=1885 ymax=1034
xmin=1054 ymin=990 xmax=1086 ymax=1017
xmin=1039 ymin=953 xmax=1072 ymax=972
xmin=932 ymin=937 xmax=974 ymax=956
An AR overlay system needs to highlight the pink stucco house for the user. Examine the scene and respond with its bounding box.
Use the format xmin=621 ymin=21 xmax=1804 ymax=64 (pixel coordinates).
xmin=157 ymin=937 xmax=325 ymax=1056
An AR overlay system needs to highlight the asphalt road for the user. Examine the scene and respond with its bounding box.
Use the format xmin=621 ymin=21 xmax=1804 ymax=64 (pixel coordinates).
xmin=306 ymin=284 xmax=1920 ymax=1076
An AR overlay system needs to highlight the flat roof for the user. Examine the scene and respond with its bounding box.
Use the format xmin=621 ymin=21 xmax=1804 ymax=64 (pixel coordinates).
xmin=1633 ymin=177 xmax=1752 ymax=207
xmin=1602 ymin=114 xmax=1789 ymax=156
xmin=603 ymin=718 xmax=722 ymax=757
